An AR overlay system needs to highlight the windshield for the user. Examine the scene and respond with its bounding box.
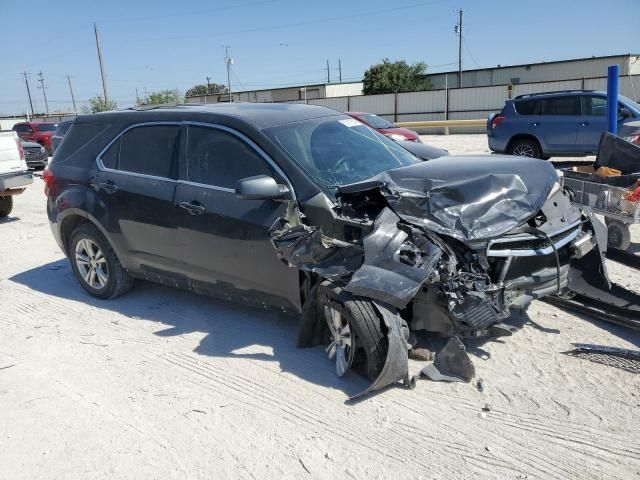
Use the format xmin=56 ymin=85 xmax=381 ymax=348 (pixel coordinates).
xmin=358 ymin=113 xmax=394 ymax=129
xmin=36 ymin=123 xmax=57 ymax=132
xmin=264 ymin=116 xmax=419 ymax=191
xmin=620 ymin=95 xmax=640 ymax=115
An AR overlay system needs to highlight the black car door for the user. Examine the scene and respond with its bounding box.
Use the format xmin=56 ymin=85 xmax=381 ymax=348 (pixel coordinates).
xmin=92 ymin=123 xmax=185 ymax=279
xmin=174 ymin=123 xmax=300 ymax=311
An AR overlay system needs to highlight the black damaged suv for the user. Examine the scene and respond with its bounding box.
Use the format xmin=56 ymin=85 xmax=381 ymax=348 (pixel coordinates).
xmin=46 ymin=103 xmax=606 ymax=393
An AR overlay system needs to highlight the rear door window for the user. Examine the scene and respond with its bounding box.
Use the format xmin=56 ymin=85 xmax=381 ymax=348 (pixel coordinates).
xmin=186 ymin=125 xmax=273 ymax=189
xmin=514 ymin=99 xmax=540 ymax=115
xmin=115 ymin=125 xmax=180 ymax=178
xmin=541 ymin=96 xmax=580 ymax=115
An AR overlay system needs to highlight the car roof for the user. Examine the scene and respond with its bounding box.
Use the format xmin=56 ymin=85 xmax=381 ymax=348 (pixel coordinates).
xmin=76 ymin=102 xmax=343 ymax=129
xmin=513 ymin=90 xmax=607 ymax=100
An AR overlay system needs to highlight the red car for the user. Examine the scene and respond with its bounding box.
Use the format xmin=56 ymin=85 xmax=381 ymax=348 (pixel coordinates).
xmin=12 ymin=122 xmax=57 ymax=155
xmin=345 ymin=112 xmax=421 ymax=143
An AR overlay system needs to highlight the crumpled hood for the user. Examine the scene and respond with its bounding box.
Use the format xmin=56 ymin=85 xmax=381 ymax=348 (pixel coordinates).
xmin=337 ymin=155 xmax=559 ymax=242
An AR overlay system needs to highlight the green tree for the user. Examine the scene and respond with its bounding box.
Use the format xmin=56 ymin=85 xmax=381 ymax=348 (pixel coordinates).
xmin=86 ymin=96 xmax=117 ymax=113
xmin=137 ymin=89 xmax=182 ymax=106
xmin=362 ymin=59 xmax=430 ymax=95
xmin=185 ymin=83 xmax=228 ymax=97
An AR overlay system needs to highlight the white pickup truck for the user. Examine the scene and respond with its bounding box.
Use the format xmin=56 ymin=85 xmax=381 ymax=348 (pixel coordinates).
xmin=0 ymin=131 xmax=33 ymax=217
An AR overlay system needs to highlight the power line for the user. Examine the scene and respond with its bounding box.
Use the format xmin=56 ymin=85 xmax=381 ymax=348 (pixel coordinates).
xmin=99 ymin=0 xmax=278 ymax=24
xmin=130 ymin=0 xmax=446 ymax=43
xmin=463 ymin=37 xmax=480 ymax=68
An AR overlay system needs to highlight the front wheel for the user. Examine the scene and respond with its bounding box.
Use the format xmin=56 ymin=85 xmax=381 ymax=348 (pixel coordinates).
xmin=69 ymin=224 xmax=134 ymax=299
xmin=318 ymin=286 xmax=387 ymax=381
xmin=508 ymin=138 xmax=542 ymax=158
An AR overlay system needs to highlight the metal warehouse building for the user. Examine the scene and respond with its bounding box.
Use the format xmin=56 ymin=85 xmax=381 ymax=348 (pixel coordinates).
xmin=426 ymin=53 xmax=640 ymax=89
xmin=185 ymin=81 xmax=363 ymax=104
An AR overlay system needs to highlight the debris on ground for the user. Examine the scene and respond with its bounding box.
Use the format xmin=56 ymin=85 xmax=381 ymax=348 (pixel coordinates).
xmin=565 ymin=343 xmax=640 ymax=374
xmin=421 ymin=337 xmax=475 ymax=383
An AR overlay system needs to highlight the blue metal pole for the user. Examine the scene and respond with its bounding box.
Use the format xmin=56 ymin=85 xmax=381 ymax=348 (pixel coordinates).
xmin=607 ymin=65 xmax=619 ymax=134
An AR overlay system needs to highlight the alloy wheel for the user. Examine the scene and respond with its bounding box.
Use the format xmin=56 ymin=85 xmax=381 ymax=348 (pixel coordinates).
xmin=75 ymin=238 xmax=108 ymax=289
xmin=324 ymin=305 xmax=355 ymax=376
xmin=513 ymin=144 xmax=534 ymax=157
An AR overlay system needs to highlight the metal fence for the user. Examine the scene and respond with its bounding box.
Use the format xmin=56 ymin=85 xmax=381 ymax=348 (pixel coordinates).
xmin=307 ymin=74 xmax=640 ymax=134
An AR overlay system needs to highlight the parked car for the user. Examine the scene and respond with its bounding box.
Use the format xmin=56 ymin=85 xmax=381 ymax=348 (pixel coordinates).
xmin=45 ymin=104 xmax=606 ymax=392
xmin=487 ymin=90 xmax=640 ymax=158
xmin=345 ymin=111 xmax=421 ymax=142
xmin=0 ymin=131 xmax=33 ymax=217
xmin=12 ymin=121 xmax=57 ymax=155
xmin=51 ymin=120 xmax=73 ymax=153
xmin=20 ymin=139 xmax=48 ymax=169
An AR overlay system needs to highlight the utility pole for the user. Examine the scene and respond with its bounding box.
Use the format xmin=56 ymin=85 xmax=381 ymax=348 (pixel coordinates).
xmin=135 ymin=88 xmax=140 ymax=105
xmin=66 ymin=75 xmax=78 ymax=114
xmin=94 ymin=22 xmax=110 ymax=103
xmin=224 ymin=46 xmax=233 ymax=102
xmin=326 ymin=59 xmax=330 ymax=84
xmin=455 ymin=9 xmax=463 ymax=88
xmin=206 ymin=76 xmax=211 ymax=93
xmin=22 ymin=72 xmax=35 ymax=117
xmin=338 ymin=59 xmax=342 ymax=83
xmin=37 ymin=71 xmax=50 ymax=115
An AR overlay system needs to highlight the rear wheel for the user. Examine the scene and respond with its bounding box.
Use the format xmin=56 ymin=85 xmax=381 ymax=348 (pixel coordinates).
xmin=69 ymin=224 xmax=134 ymax=299
xmin=0 ymin=196 xmax=13 ymax=217
xmin=606 ymin=220 xmax=631 ymax=251
xmin=508 ymin=138 xmax=542 ymax=158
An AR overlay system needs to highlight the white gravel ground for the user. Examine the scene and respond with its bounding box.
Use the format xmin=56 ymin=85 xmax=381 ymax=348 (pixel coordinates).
xmin=1 ymin=139 xmax=639 ymax=479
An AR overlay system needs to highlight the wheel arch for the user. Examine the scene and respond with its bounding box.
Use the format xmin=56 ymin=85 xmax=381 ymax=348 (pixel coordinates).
xmin=506 ymin=134 xmax=544 ymax=156
xmin=58 ymin=209 xmax=124 ymax=262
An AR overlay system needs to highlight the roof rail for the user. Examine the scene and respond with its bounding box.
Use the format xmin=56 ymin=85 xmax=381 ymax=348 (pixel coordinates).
xmin=514 ymin=89 xmax=595 ymax=100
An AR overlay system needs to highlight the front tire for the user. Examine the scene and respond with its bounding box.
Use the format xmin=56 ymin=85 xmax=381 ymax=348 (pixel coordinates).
xmin=508 ymin=138 xmax=542 ymax=158
xmin=69 ymin=224 xmax=134 ymax=299
xmin=316 ymin=285 xmax=387 ymax=381
xmin=0 ymin=196 xmax=13 ymax=217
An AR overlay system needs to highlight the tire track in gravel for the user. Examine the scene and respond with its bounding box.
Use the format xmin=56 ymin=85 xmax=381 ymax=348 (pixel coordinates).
xmin=395 ymin=391 xmax=638 ymax=479
xmin=159 ymin=351 xmax=446 ymax=477
xmin=402 ymin=388 xmax=639 ymax=454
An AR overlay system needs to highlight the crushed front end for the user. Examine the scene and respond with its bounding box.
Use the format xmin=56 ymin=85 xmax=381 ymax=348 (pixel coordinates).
xmin=270 ymin=156 xmax=611 ymax=395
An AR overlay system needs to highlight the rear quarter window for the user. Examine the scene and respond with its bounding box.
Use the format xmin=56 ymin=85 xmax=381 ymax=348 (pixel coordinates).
xmin=514 ymin=99 xmax=540 ymax=115
xmin=51 ymin=123 xmax=111 ymax=165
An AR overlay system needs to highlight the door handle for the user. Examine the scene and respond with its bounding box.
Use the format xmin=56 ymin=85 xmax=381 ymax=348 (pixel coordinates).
xmin=98 ymin=181 xmax=118 ymax=194
xmin=579 ymin=121 xmax=590 ymax=126
xmin=530 ymin=122 xmax=540 ymax=127
xmin=178 ymin=201 xmax=205 ymax=215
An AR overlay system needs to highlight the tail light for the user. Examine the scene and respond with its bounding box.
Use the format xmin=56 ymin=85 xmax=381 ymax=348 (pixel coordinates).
xmin=42 ymin=166 xmax=54 ymax=196
xmin=491 ymin=116 xmax=506 ymax=129
xmin=15 ymin=138 xmax=25 ymax=161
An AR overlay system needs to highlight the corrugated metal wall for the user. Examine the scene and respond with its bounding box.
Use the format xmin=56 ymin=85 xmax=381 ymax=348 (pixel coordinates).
xmin=305 ymin=74 xmax=640 ymax=134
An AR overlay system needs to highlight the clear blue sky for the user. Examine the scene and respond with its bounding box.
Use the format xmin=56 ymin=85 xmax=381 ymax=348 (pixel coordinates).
xmin=1 ymin=0 xmax=638 ymax=115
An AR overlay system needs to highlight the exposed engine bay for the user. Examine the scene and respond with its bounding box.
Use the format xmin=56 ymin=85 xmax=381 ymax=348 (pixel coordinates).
xmin=269 ymin=156 xmax=614 ymax=396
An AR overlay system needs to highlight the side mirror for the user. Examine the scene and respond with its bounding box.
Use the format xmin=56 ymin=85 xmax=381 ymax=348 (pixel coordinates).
xmin=619 ymin=107 xmax=632 ymax=119
xmin=235 ymin=175 xmax=289 ymax=200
